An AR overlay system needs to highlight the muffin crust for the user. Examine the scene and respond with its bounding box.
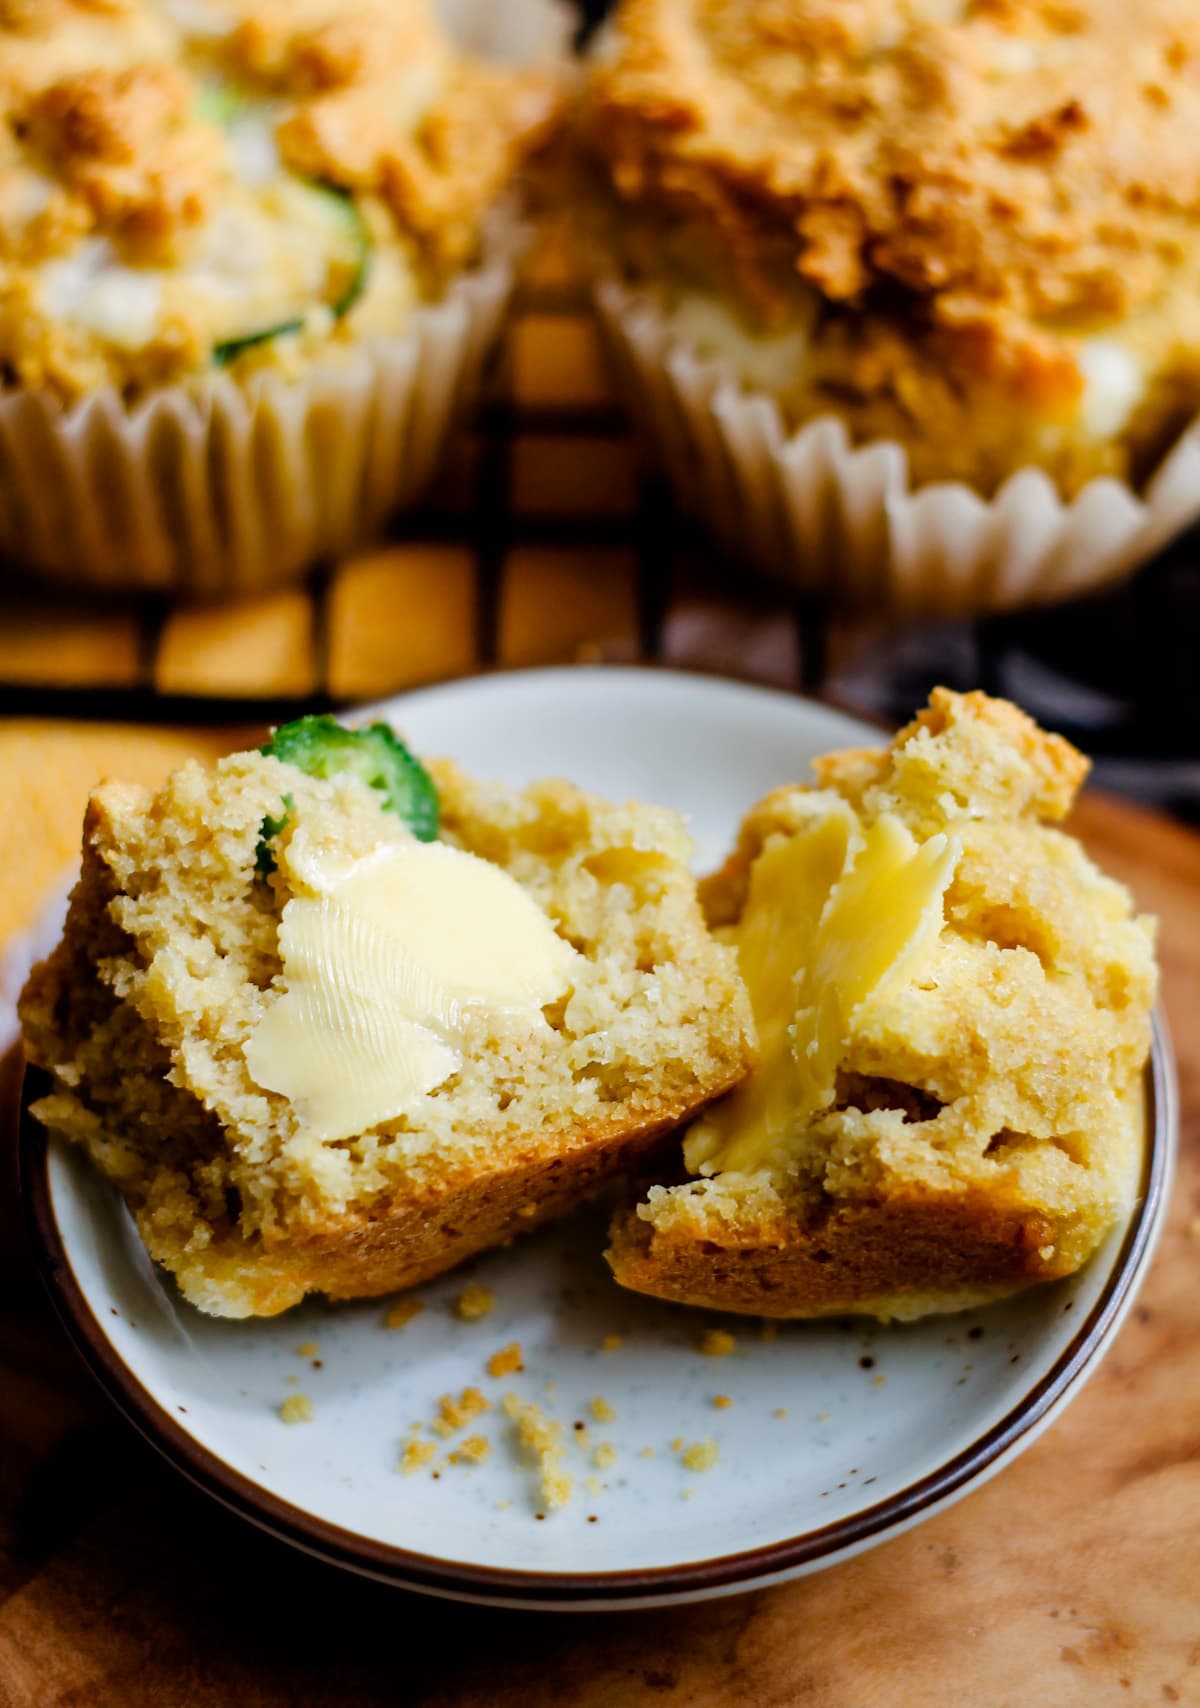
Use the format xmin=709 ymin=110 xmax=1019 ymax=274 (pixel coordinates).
xmin=582 ymin=1 xmax=1200 ymax=492
xmin=0 ymin=0 xmax=559 ymax=397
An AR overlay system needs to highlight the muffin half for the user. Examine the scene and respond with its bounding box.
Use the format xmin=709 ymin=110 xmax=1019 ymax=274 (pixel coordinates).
xmin=20 ymin=725 xmax=754 ymax=1317
xmin=607 ymin=691 xmax=1158 ymax=1321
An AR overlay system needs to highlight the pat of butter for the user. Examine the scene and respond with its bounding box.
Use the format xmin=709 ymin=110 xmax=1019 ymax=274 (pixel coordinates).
xmin=686 ymin=809 xmax=960 ymax=1177
xmin=244 ymin=839 xmax=578 ymax=1141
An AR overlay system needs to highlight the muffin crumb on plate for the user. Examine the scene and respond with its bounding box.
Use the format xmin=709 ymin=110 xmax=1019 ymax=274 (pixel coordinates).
xmin=454 ymin=1284 xmax=496 ymax=1321
xmin=486 ymin=1341 xmax=525 ymax=1379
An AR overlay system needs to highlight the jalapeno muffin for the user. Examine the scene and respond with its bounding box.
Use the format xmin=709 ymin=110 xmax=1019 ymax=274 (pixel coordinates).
xmin=0 ymin=0 xmax=560 ymax=589
xmin=607 ymin=691 xmax=1158 ymax=1321
xmin=20 ymin=719 xmax=754 ymax=1318
xmin=578 ymin=0 xmax=1200 ymax=612
xmin=582 ymin=0 xmax=1200 ymax=496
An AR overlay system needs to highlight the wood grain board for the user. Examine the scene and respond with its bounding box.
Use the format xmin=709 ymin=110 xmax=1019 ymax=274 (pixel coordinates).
xmin=0 ymin=767 xmax=1197 ymax=1707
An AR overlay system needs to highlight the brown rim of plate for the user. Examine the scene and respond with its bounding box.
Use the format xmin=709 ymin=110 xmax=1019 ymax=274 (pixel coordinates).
xmin=17 ymin=1022 xmax=1176 ymax=1609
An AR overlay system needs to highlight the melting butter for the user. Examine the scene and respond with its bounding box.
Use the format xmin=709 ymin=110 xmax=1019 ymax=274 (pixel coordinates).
xmin=686 ymin=809 xmax=960 ymax=1177
xmin=245 ymin=839 xmax=578 ymax=1141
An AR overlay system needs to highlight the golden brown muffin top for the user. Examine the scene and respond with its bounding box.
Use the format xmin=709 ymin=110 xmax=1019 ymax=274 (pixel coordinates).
xmin=0 ymin=0 xmax=557 ymax=274
xmin=585 ymin=0 xmax=1200 ymax=341
xmin=702 ymin=690 xmax=1093 ymax=930
xmin=0 ymin=0 xmax=559 ymax=393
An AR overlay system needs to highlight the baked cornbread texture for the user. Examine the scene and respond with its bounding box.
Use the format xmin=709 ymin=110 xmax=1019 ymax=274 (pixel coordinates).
xmin=0 ymin=0 xmax=558 ymax=397
xmin=607 ymin=691 xmax=1158 ymax=1321
xmin=20 ymin=748 xmax=754 ymax=1318
xmin=581 ymin=0 xmax=1200 ymax=494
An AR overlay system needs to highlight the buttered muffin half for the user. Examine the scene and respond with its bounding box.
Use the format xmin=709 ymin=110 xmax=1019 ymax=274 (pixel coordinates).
xmin=20 ymin=720 xmax=754 ymax=1318
xmin=607 ymin=691 xmax=1158 ymax=1321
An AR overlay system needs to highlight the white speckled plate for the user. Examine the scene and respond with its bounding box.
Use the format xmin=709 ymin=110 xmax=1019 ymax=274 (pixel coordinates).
xmin=20 ymin=668 xmax=1177 ymax=1610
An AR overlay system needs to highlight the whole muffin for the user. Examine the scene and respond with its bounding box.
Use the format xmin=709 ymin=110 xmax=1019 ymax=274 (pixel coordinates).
xmin=579 ymin=0 xmax=1200 ymax=610
xmin=0 ymin=0 xmax=560 ymax=591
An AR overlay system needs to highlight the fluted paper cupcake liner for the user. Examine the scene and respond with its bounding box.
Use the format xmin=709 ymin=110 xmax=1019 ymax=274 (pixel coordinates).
xmin=0 ymin=223 xmax=524 ymax=596
xmin=595 ymin=277 xmax=1200 ymax=619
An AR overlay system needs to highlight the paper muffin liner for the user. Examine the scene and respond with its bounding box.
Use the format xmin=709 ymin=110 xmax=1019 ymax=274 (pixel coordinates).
xmin=0 ymin=234 xmax=521 ymax=595
xmin=0 ymin=0 xmax=573 ymax=596
xmin=595 ymin=277 xmax=1200 ymax=618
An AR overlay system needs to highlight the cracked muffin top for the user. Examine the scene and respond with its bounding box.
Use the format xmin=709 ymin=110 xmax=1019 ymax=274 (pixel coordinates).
xmin=0 ymin=0 xmax=559 ymax=398
xmin=584 ymin=0 xmax=1200 ymax=340
xmin=578 ymin=0 xmax=1200 ymax=494
xmin=587 ymin=0 xmax=1200 ymax=326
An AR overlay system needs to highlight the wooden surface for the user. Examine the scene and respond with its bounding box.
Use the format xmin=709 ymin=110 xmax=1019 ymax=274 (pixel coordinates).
xmin=0 ymin=747 xmax=1197 ymax=1705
